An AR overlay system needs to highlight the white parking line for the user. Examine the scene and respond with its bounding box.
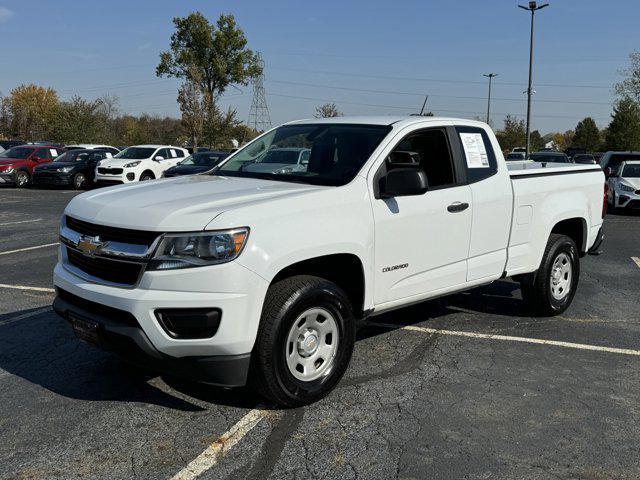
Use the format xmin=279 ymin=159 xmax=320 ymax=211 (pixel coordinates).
xmin=632 ymin=257 xmax=640 ymax=269
xmin=0 ymin=307 xmax=51 ymax=326
xmin=170 ymin=408 xmax=266 ymax=480
xmin=0 ymin=284 xmax=55 ymax=293
xmin=0 ymin=242 xmax=59 ymax=256
xmin=0 ymin=218 xmax=42 ymax=227
xmin=371 ymin=322 xmax=640 ymax=357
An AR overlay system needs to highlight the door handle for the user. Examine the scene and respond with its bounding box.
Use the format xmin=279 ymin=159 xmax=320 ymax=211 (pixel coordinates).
xmin=447 ymin=202 xmax=469 ymax=213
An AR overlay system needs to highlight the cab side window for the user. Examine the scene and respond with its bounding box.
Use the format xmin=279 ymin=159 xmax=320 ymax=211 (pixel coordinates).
xmin=390 ymin=129 xmax=456 ymax=189
xmin=455 ymin=126 xmax=498 ymax=183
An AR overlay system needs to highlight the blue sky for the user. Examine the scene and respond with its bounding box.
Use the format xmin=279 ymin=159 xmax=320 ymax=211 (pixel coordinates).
xmin=0 ymin=0 xmax=637 ymax=133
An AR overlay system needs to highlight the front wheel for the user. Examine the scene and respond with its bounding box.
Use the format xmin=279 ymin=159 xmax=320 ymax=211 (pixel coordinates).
xmin=249 ymin=275 xmax=355 ymax=407
xmin=139 ymin=172 xmax=154 ymax=181
xmin=72 ymin=172 xmax=86 ymax=190
xmin=520 ymin=234 xmax=580 ymax=316
xmin=15 ymin=170 xmax=30 ymax=188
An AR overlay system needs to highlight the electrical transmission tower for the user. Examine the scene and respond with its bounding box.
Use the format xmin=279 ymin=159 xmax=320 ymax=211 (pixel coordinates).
xmin=248 ymin=55 xmax=271 ymax=132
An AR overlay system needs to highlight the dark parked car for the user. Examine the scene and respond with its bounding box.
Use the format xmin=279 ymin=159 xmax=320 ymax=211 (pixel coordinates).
xmin=32 ymin=149 xmax=114 ymax=189
xmin=572 ymin=154 xmax=596 ymax=165
xmin=162 ymin=151 xmax=229 ymax=178
xmin=528 ymin=152 xmax=572 ymax=163
xmin=0 ymin=145 xmax=63 ymax=187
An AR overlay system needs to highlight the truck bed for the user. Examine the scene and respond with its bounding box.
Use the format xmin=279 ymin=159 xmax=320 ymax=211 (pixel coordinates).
xmin=505 ymin=160 xmax=604 ymax=277
xmin=507 ymin=160 xmax=602 ymax=178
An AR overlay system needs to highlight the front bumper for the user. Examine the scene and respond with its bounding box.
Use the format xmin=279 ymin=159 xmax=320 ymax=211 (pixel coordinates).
xmin=32 ymin=172 xmax=73 ymax=186
xmin=0 ymin=173 xmax=15 ymax=184
xmin=615 ymin=189 xmax=640 ymax=209
xmin=53 ymin=252 xmax=270 ymax=385
xmin=53 ymin=289 xmax=251 ymax=386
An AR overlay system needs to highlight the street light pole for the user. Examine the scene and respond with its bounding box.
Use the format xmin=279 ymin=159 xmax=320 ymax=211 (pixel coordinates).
xmin=519 ymin=1 xmax=549 ymax=157
xmin=483 ymin=73 xmax=498 ymax=125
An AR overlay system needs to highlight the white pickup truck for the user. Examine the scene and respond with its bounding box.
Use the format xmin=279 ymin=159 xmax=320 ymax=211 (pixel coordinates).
xmin=53 ymin=117 xmax=605 ymax=406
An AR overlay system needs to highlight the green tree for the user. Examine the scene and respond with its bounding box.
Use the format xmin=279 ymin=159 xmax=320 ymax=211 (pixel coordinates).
xmin=571 ymin=117 xmax=600 ymax=152
xmin=530 ymin=130 xmax=544 ymax=151
xmin=177 ymin=68 xmax=205 ymax=149
xmin=495 ymin=115 xmax=526 ymax=152
xmin=615 ymin=51 xmax=640 ymax=103
xmin=605 ymin=97 xmax=640 ymax=151
xmin=156 ymin=12 xmax=261 ymax=102
xmin=314 ymin=103 xmax=342 ymax=118
xmin=53 ymin=96 xmax=107 ymax=144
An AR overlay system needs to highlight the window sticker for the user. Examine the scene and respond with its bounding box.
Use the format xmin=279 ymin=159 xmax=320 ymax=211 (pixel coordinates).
xmin=459 ymin=133 xmax=489 ymax=168
xmin=50 ymin=149 xmax=58 ymax=156
xmin=170 ymin=149 xmax=177 ymax=158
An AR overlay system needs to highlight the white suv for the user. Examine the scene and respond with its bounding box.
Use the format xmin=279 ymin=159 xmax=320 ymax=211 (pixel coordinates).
xmin=94 ymin=145 xmax=188 ymax=186
xmin=607 ymin=160 xmax=640 ymax=212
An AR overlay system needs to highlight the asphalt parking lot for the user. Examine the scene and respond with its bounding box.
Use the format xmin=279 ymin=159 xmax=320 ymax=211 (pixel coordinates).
xmin=1 ymin=186 xmax=640 ymax=480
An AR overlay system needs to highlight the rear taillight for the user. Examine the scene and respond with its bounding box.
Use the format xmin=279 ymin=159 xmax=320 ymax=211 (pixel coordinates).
xmin=602 ymin=183 xmax=608 ymax=218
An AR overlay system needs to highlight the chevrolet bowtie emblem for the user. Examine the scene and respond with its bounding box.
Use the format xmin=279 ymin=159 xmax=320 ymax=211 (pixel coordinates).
xmin=77 ymin=235 xmax=103 ymax=255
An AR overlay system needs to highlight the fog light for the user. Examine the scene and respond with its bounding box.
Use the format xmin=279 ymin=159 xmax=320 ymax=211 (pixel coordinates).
xmin=154 ymin=308 xmax=221 ymax=339
xmin=127 ymin=173 xmax=135 ymax=181
xmin=619 ymin=195 xmax=630 ymax=204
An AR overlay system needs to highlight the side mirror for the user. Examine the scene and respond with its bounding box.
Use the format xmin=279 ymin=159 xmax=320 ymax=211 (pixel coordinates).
xmin=380 ymin=168 xmax=428 ymax=198
xmin=154 ymin=155 xmax=164 ymax=161
xmin=604 ymin=167 xmax=613 ymax=177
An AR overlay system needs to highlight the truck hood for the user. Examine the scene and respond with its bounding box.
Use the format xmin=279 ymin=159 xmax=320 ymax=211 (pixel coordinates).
xmin=65 ymin=174 xmax=322 ymax=231
xmin=98 ymin=158 xmax=149 ymax=168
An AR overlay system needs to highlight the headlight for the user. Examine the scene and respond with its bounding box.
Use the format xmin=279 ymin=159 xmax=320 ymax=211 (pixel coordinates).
xmin=58 ymin=166 xmax=74 ymax=173
xmin=619 ymin=182 xmax=635 ymax=192
xmin=1 ymin=167 xmax=14 ymax=174
xmin=124 ymin=161 xmax=141 ymax=168
xmin=148 ymin=228 xmax=249 ymax=270
xmin=276 ymin=167 xmax=294 ymax=174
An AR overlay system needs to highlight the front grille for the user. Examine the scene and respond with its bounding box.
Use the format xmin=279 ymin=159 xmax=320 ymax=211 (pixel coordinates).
xmin=98 ymin=167 xmax=123 ymax=175
xmin=56 ymin=287 xmax=139 ymax=327
xmin=65 ymin=216 xmax=160 ymax=246
xmin=66 ymin=247 xmax=144 ymax=285
xmin=95 ymin=180 xmax=123 ymax=188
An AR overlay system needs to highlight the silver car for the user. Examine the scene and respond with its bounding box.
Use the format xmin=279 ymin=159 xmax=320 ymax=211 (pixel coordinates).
xmin=607 ymin=161 xmax=640 ymax=212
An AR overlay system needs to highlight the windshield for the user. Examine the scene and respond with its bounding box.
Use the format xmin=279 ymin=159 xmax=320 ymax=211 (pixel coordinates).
xmin=529 ymin=153 xmax=570 ymax=163
xmin=54 ymin=151 xmax=89 ymax=163
xmin=115 ymin=147 xmax=155 ymax=159
xmin=622 ymin=164 xmax=640 ymax=178
xmin=180 ymin=152 xmax=226 ymax=167
xmin=0 ymin=147 xmax=34 ymax=159
xmin=215 ymin=124 xmax=391 ymax=186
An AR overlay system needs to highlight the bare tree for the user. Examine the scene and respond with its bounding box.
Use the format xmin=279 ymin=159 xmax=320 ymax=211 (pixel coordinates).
xmin=314 ymin=103 xmax=342 ymax=118
xmin=177 ymin=70 xmax=205 ymax=149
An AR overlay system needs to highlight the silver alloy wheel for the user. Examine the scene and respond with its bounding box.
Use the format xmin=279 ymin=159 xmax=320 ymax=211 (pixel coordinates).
xmin=285 ymin=307 xmax=339 ymax=382
xmin=16 ymin=171 xmax=28 ymax=186
xmin=550 ymin=252 xmax=572 ymax=300
xmin=74 ymin=173 xmax=85 ymax=189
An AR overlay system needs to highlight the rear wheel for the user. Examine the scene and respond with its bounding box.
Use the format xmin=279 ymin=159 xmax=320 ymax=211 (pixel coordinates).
xmin=520 ymin=234 xmax=580 ymax=316
xmin=15 ymin=170 xmax=30 ymax=188
xmin=249 ymin=275 xmax=355 ymax=407
xmin=72 ymin=172 xmax=86 ymax=190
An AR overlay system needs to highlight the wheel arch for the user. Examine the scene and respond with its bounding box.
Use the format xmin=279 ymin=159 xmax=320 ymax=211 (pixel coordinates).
xmin=269 ymin=253 xmax=367 ymax=318
xmin=550 ymin=216 xmax=588 ymax=255
xmin=140 ymin=169 xmax=155 ymax=180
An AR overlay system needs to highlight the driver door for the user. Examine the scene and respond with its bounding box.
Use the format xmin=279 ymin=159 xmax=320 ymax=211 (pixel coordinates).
xmin=370 ymin=127 xmax=472 ymax=307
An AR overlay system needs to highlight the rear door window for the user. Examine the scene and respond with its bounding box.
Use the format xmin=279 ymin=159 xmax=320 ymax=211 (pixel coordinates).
xmin=454 ymin=126 xmax=498 ymax=183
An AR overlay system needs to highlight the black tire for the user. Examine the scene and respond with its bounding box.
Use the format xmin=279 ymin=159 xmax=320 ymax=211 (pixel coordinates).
xmin=140 ymin=172 xmax=155 ymax=181
xmin=72 ymin=172 xmax=86 ymax=190
xmin=249 ymin=275 xmax=355 ymax=407
xmin=520 ymin=234 xmax=580 ymax=316
xmin=15 ymin=170 xmax=30 ymax=188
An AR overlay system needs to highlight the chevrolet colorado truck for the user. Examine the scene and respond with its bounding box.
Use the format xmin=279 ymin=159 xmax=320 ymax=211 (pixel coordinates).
xmin=53 ymin=117 xmax=606 ymax=406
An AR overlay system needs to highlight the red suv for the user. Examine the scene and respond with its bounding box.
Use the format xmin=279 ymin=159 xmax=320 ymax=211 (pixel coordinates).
xmin=0 ymin=145 xmax=63 ymax=187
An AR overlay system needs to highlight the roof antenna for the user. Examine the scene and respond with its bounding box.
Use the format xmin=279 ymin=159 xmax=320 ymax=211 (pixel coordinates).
xmin=419 ymin=95 xmax=429 ymax=116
